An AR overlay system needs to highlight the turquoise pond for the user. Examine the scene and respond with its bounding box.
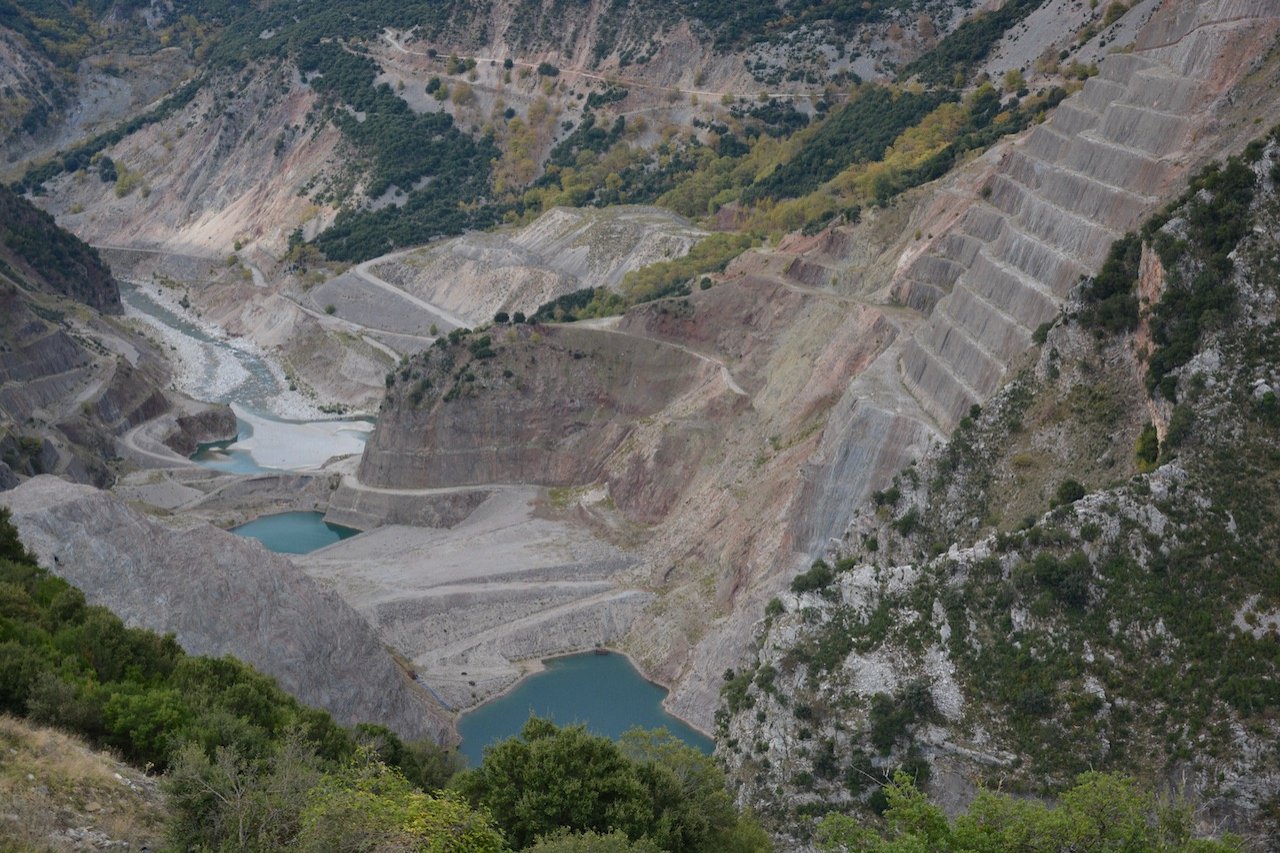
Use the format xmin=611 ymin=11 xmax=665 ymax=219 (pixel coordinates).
xmin=229 ymin=511 xmax=359 ymax=555
xmin=457 ymin=651 xmax=713 ymax=766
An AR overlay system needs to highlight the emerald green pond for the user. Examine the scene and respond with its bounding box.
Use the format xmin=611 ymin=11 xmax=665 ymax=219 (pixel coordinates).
xmin=229 ymin=511 xmax=359 ymax=554
xmin=457 ymin=651 xmax=713 ymax=766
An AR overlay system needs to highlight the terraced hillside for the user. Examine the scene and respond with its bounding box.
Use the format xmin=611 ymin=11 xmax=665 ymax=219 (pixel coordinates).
xmin=896 ymin=0 xmax=1280 ymax=429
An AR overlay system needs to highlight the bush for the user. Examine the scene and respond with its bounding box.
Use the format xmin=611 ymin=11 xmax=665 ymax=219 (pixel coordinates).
xmin=791 ymin=560 xmax=835 ymax=594
xmin=1081 ymin=233 xmax=1141 ymax=334
xmin=1054 ymin=479 xmax=1086 ymax=506
xmin=817 ymin=771 xmax=1244 ymax=851
xmin=453 ymin=719 xmax=768 ymax=851
xmin=1135 ymin=423 xmax=1159 ymax=471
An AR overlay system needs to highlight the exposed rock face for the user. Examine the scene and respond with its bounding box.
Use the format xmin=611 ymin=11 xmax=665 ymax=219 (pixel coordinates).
xmin=364 ymin=207 xmax=706 ymax=327
xmin=360 ymin=323 xmax=737 ymax=497
xmin=658 ymin=0 xmax=1280 ymax=731
xmin=35 ymin=65 xmax=343 ymax=257
xmin=160 ymin=404 xmax=239 ymax=457
xmin=0 ymin=477 xmax=452 ymax=744
xmin=720 ymin=142 xmax=1280 ymax=842
xmin=894 ymin=0 xmax=1280 ymax=430
xmin=0 ymin=205 xmax=186 ymax=487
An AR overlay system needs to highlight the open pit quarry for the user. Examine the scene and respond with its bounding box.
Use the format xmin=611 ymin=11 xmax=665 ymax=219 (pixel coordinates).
xmin=8 ymin=0 xmax=1280 ymax=764
xmin=320 ymin=0 xmax=1280 ymax=731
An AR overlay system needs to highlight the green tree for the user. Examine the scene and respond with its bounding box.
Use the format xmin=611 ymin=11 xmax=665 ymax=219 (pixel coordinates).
xmin=454 ymin=719 xmax=768 ymax=851
xmin=300 ymin=753 xmax=505 ymax=852
xmin=816 ymin=771 xmax=1243 ymax=852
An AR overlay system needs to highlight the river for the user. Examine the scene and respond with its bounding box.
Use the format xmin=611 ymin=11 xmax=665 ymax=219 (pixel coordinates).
xmin=120 ymin=280 xmax=372 ymax=471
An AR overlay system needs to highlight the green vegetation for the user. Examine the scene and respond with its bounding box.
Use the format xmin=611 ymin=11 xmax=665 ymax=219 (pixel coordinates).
xmin=1079 ymin=231 xmax=1141 ymax=333
xmin=678 ymin=0 xmax=944 ymax=51
xmin=731 ymin=129 xmax=1280 ymax=840
xmin=16 ymin=78 xmax=202 ymax=194
xmin=1144 ymin=153 xmax=1260 ymax=398
xmin=0 ymin=184 xmax=119 ymax=311
xmin=531 ymin=232 xmax=756 ymax=322
xmin=0 ymin=509 xmax=769 ymax=848
xmin=790 ymin=559 xmax=835 ymax=594
xmin=455 ymin=719 xmax=769 ymax=851
xmin=0 ymin=0 xmax=176 ymax=135
xmin=899 ymin=0 xmax=1049 ymax=87
xmin=0 ymin=507 xmax=447 ymax=776
xmin=662 ymin=83 xmax=1064 ymax=236
xmin=816 ymin=771 xmax=1242 ymax=851
xmin=1079 ymin=146 xmax=1264 ymax=398
xmin=744 ymin=87 xmax=953 ymax=203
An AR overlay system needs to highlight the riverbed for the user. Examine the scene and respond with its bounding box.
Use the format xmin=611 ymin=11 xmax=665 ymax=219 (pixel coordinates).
xmin=121 ymin=280 xmax=372 ymax=471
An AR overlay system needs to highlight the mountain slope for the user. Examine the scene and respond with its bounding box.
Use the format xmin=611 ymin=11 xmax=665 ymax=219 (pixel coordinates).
xmin=720 ymin=129 xmax=1280 ymax=847
xmin=0 ymin=184 xmax=214 ymax=486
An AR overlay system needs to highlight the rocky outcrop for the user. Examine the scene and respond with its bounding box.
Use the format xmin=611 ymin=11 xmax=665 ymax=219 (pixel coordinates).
xmin=0 ymin=279 xmax=174 ymax=487
xmin=323 ymin=480 xmax=490 ymax=531
xmin=0 ymin=477 xmax=452 ymax=744
xmin=160 ymin=403 xmax=239 ymax=457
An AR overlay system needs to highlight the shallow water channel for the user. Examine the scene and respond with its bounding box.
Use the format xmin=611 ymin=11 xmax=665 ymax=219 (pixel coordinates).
xmin=457 ymin=651 xmax=713 ymax=765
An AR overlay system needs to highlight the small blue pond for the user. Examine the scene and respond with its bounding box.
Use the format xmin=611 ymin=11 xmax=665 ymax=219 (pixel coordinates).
xmin=457 ymin=651 xmax=713 ymax=766
xmin=229 ymin=511 xmax=359 ymax=554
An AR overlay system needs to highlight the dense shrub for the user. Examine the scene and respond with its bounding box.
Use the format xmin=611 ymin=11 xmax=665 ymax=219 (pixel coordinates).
xmin=791 ymin=560 xmax=835 ymax=594
xmin=454 ymin=719 xmax=769 ymax=851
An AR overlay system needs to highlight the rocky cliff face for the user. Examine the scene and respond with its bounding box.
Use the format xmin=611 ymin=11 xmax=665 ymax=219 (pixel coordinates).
xmin=718 ymin=124 xmax=1280 ymax=847
xmin=363 ymin=322 xmax=735 ymax=499
xmin=0 ymin=477 xmax=452 ymax=744
xmin=0 ymin=190 xmax=197 ymax=487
